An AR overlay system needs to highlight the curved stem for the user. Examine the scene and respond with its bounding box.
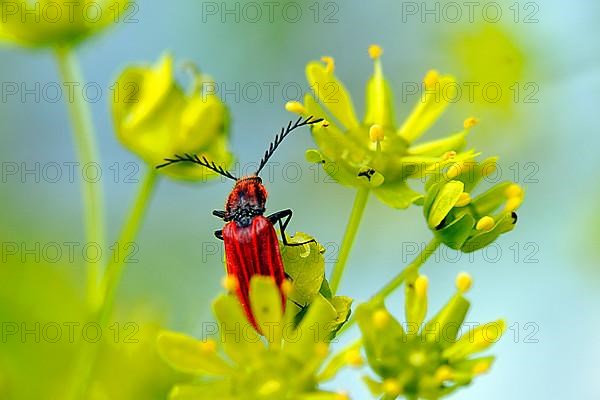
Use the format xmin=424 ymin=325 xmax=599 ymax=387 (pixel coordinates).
xmin=99 ymin=168 xmax=158 ymax=324
xmin=371 ymin=237 xmax=440 ymax=303
xmin=54 ymin=45 xmax=105 ymax=308
xmin=71 ymin=168 xmax=158 ymax=400
xmin=329 ymin=188 xmax=370 ymax=295
xmin=336 ymin=237 xmax=440 ymax=336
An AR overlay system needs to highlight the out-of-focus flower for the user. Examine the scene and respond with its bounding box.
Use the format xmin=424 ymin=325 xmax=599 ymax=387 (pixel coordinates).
xmin=449 ymin=24 xmax=527 ymax=115
xmin=0 ymin=0 xmax=130 ymax=47
xmin=357 ymin=273 xmax=505 ymax=400
xmin=157 ymin=276 xmax=354 ymax=400
xmin=287 ymin=45 xmax=479 ymax=209
xmin=112 ymin=53 xmax=232 ymax=180
xmin=423 ymin=156 xmax=524 ymax=252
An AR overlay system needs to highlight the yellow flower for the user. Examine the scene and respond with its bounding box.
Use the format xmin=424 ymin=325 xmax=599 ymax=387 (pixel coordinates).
xmin=111 ymin=53 xmax=233 ymax=180
xmin=358 ymin=273 xmax=504 ymax=399
xmin=0 ymin=0 xmax=131 ymax=47
xmin=157 ymin=277 xmax=354 ymax=400
xmin=288 ymin=45 xmax=479 ymax=209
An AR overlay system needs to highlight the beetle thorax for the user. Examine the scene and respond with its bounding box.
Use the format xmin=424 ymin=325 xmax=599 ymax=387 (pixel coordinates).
xmin=225 ymin=176 xmax=267 ymax=227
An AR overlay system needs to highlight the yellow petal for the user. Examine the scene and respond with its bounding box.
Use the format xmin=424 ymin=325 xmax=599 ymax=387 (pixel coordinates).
xmin=306 ymin=61 xmax=359 ymax=130
xmin=398 ymin=72 xmax=457 ymax=143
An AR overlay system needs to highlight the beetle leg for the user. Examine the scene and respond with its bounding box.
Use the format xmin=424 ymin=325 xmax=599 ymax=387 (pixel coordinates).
xmin=213 ymin=210 xmax=226 ymax=219
xmin=267 ymin=209 xmax=316 ymax=247
xmin=214 ymin=230 xmax=224 ymax=240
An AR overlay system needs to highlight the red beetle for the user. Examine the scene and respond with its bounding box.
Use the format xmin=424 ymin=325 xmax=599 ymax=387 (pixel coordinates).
xmin=157 ymin=116 xmax=323 ymax=328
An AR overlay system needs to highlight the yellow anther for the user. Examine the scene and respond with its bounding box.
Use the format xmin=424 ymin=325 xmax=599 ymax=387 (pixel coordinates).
xmin=456 ymin=272 xmax=473 ymax=293
xmin=368 ymin=44 xmax=383 ymax=59
xmin=424 ymin=69 xmax=440 ymax=89
xmin=446 ymin=162 xmax=463 ymax=179
xmin=369 ymin=124 xmax=385 ymax=142
xmin=476 ymin=216 xmax=495 ymax=232
xmin=281 ymin=279 xmax=294 ymax=296
xmin=443 ymin=150 xmax=457 ymax=160
xmin=382 ymin=379 xmax=402 ymax=397
xmin=414 ymin=275 xmax=429 ymax=297
xmin=372 ymin=309 xmax=391 ymax=329
xmin=504 ymin=196 xmax=523 ymax=212
xmin=285 ymin=100 xmax=305 ymax=114
xmin=505 ymin=183 xmax=523 ymax=199
xmin=455 ymin=192 xmax=471 ymax=207
xmin=463 ymin=117 xmax=479 ymax=129
xmin=222 ymin=275 xmax=239 ymax=292
xmin=315 ymin=342 xmax=329 ymax=358
xmin=321 ymin=56 xmax=335 ymax=74
xmin=344 ymin=350 xmax=364 ymax=367
xmin=473 ymin=361 xmax=491 ymax=375
xmin=200 ymin=339 xmax=217 ymax=353
xmin=435 ymin=365 xmax=454 ymax=382
xmin=409 ymin=351 xmax=426 ymax=367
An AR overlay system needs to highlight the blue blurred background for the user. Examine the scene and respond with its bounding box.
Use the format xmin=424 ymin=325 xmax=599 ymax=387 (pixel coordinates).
xmin=1 ymin=0 xmax=599 ymax=398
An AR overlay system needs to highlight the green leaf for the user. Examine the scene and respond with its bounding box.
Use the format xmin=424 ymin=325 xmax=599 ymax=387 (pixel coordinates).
xmin=462 ymin=212 xmax=517 ymax=252
xmin=373 ymin=180 xmax=423 ymax=209
xmin=281 ymin=232 xmax=325 ymax=306
xmin=328 ymin=296 xmax=353 ymax=338
xmin=156 ymin=331 xmax=231 ymax=376
xmin=319 ymin=278 xmax=333 ymax=299
xmin=471 ymin=181 xmax=511 ymax=217
xmin=435 ymin=212 xmax=475 ymax=250
xmin=427 ymin=180 xmax=464 ymax=228
xmin=285 ymin=295 xmax=338 ymax=363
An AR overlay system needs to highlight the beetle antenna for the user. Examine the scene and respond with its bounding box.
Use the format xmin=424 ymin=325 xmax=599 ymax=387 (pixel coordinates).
xmin=255 ymin=115 xmax=324 ymax=176
xmin=156 ymin=153 xmax=238 ymax=181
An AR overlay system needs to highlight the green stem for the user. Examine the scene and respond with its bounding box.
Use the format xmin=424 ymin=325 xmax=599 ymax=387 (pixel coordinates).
xmin=99 ymin=168 xmax=158 ymax=325
xmin=54 ymin=45 xmax=105 ymax=308
xmin=371 ymin=238 xmax=440 ymax=303
xmin=336 ymin=237 xmax=440 ymax=336
xmin=329 ymin=188 xmax=370 ymax=295
xmin=71 ymin=169 xmax=158 ymax=400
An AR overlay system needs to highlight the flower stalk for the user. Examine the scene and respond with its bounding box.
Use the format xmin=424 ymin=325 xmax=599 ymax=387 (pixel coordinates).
xmin=329 ymin=187 xmax=370 ymax=294
xmin=372 ymin=237 xmax=440 ymax=303
xmin=72 ymin=168 xmax=158 ymax=400
xmin=99 ymin=168 xmax=158 ymax=322
xmin=54 ymin=45 xmax=105 ymax=309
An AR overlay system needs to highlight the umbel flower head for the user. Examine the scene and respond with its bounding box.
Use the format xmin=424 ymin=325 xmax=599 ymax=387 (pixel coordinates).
xmin=423 ymin=156 xmax=525 ymax=252
xmin=157 ymin=276 xmax=354 ymax=400
xmin=286 ymin=45 xmax=478 ymax=209
xmin=356 ymin=273 xmax=505 ymax=400
xmin=112 ymin=53 xmax=233 ymax=180
xmin=0 ymin=0 xmax=130 ymax=47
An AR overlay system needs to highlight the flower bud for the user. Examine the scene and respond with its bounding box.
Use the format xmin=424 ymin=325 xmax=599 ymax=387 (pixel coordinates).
xmin=112 ymin=54 xmax=232 ymax=180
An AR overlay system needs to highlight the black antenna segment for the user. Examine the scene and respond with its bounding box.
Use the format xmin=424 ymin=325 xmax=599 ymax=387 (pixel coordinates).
xmin=255 ymin=115 xmax=324 ymax=176
xmin=156 ymin=153 xmax=237 ymax=181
